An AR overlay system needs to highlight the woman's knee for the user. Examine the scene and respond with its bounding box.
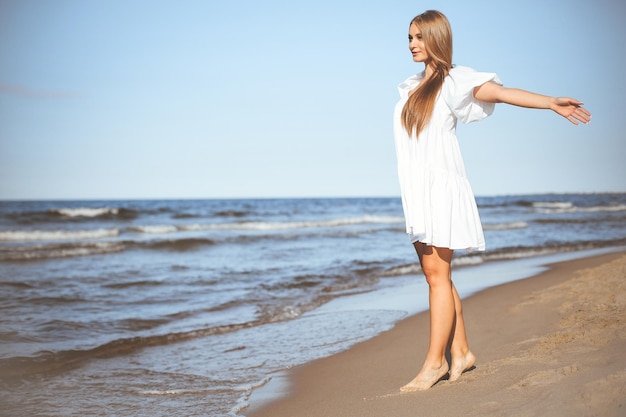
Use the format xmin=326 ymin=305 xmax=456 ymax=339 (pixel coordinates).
xmin=416 ymin=245 xmax=453 ymax=286
xmin=422 ymin=263 xmax=451 ymax=287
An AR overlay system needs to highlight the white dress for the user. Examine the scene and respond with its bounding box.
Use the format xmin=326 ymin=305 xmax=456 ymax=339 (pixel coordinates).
xmin=393 ymin=66 xmax=502 ymax=251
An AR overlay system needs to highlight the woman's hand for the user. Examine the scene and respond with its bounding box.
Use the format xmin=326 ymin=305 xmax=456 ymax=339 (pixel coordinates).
xmin=551 ymin=97 xmax=591 ymax=125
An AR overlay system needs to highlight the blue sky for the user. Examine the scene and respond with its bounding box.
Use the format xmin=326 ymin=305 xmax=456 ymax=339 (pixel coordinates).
xmin=1 ymin=0 xmax=624 ymax=200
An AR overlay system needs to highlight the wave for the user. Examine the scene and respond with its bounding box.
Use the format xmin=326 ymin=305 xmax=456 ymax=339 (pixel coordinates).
xmin=0 ymin=228 xmax=119 ymax=242
xmin=469 ymin=239 xmax=626 ymax=263
xmin=128 ymin=216 xmax=405 ymax=235
xmin=532 ymin=201 xmax=574 ymax=210
xmin=483 ymin=221 xmax=528 ymax=231
xmin=51 ymin=207 xmax=135 ymax=218
xmin=102 ymin=279 xmax=170 ymax=290
xmin=1 ymin=215 xmax=402 ymax=242
xmin=0 ymin=319 xmax=260 ymax=381
xmin=534 ymin=215 xmax=626 ymax=225
xmin=0 ymin=281 xmax=35 ymax=289
xmin=576 ymin=204 xmax=626 ymax=212
xmin=0 ymin=300 xmax=310 ymax=382
xmin=214 ymin=210 xmax=251 ymax=218
xmin=0 ymin=237 xmax=216 ymax=262
xmin=381 ymin=263 xmax=421 ymax=277
xmin=196 ymin=215 xmax=403 ymax=232
xmin=0 ymin=242 xmax=126 ymax=262
xmin=0 ymin=331 xmax=42 ymax=343
xmin=28 ymin=296 xmax=87 ymax=306
xmin=7 ymin=207 xmax=139 ymax=224
xmin=136 ymin=388 xmax=225 ymax=396
xmin=0 ymin=289 xmax=343 ymax=382
xmin=534 ymin=202 xmax=626 ymax=214
xmin=109 ymin=216 xmax=404 ymax=237
xmin=140 ymin=238 xmax=215 ymax=252
xmin=128 ymin=225 xmax=179 ymax=234
xmin=476 ymin=195 xmax=626 ymax=213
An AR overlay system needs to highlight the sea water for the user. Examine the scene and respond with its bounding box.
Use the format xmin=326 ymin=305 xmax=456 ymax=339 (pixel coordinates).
xmin=1 ymin=194 xmax=625 ymax=416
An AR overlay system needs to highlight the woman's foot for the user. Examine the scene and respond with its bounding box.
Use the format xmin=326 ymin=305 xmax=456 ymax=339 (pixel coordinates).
xmin=400 ymin=362 xmax=449 ymax=392
xmin=449 ymin=351 xmax=475 ymax=382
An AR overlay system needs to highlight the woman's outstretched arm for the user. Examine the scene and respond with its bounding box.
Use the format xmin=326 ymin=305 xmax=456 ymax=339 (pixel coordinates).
xmin=474 ymin=81 xmax=591 ymax=125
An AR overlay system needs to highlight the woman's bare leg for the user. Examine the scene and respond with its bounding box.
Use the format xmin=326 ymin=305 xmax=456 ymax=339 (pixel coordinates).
xmin=449 ymin=282 xmax=475 ymax=381
xmin=401 ymin=243 xmax=454 ymax=391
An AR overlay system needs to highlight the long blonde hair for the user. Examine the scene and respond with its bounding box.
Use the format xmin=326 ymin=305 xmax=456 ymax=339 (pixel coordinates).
xmin=401 ymin=10 xmax=453 ymax=137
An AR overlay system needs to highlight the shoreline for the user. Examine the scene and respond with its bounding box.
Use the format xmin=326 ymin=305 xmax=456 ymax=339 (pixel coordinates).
xmin=245 ymin=250 xmax=626 ymax=417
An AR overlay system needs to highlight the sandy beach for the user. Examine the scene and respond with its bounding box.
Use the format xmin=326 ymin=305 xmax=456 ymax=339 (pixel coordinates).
xmin=246 ymin=251 xmax=626 ymax=417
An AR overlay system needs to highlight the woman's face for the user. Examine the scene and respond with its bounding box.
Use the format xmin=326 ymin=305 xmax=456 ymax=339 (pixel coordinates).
xmin=408 ymin=23 xmax=429 ymax=63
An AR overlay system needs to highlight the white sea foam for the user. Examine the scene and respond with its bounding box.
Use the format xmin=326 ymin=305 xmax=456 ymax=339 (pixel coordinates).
xmin=183 ymin=215 xmax=405 ymax=232
xmin=536 ymin=203 xmax=626 ymax=214
xmin=578 ymin=204 xmax=626 ymax=213
xmin=129 ymin=225 xmax=179 ymax=234
xmin=484 ymin=247 xmax=562 ymax=261
xmin=233 ymin=376 xmax=273 ymax=392
xmin=0 ymin=242 xmax=125 ymax=261
xmin=137 ymin=388 xmax=217 ymax=396
xmin=452 ymin=256 xmax=485 ymax=267
xmin=483 ymin=221 xmax=528 ymax=231
xmin=381 ymin=264 xmax=421 ymax=277
xmin=230 ymin=377 xmax=273 ymax=417
xmin=532 ymin=201 xmax=574 ymax=210
xmin=122 ymin=216 xmax=403 ymax=236
xmin=0 ymin=228 xmax=119 ymax=242
xmin=52 ymin=207 xmax=119 ymax=217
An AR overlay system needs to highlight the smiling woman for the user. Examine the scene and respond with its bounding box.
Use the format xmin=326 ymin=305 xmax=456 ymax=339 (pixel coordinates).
xmin=391 ymin=9 xmax=590 ymax=392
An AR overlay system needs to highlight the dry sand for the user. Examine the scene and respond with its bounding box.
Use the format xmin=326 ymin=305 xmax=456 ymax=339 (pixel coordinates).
xmin=246 ymin=251 xmax=626 ymax=417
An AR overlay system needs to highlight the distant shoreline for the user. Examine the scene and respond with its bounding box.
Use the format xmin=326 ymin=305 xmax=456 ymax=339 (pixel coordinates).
xmin=1 ymin=191 xmax=625 ymax=202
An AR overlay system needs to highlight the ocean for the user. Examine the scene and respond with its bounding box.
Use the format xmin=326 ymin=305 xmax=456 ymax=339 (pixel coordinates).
xmin=1 ymin=194 xmax=625 ymax=416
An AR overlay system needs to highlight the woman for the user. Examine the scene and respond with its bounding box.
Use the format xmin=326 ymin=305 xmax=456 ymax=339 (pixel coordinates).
xmin=393 ymin=10 xmax=590 ymax=392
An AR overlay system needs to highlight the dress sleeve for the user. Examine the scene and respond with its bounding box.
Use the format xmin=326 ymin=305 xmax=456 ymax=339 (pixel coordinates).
xmin=443 ymin=66 xmax=502 ymax=123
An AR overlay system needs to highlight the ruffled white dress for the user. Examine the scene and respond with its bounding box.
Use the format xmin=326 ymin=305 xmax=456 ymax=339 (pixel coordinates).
xmin=393 ymin=66 xmax=502 ymax=251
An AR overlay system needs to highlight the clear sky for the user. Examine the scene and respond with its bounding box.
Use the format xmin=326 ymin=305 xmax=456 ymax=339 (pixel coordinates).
xmin=1 ymin=0 xmax=624 ymax=200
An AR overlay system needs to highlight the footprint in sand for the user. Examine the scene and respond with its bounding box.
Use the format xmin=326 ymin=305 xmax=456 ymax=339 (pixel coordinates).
xmin=509 ymin=364 xmax=580 ymax=390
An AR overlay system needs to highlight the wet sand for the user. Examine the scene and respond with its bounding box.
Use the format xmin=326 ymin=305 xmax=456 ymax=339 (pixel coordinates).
xmin=246 ymin=251 xmax=626 ymax=417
